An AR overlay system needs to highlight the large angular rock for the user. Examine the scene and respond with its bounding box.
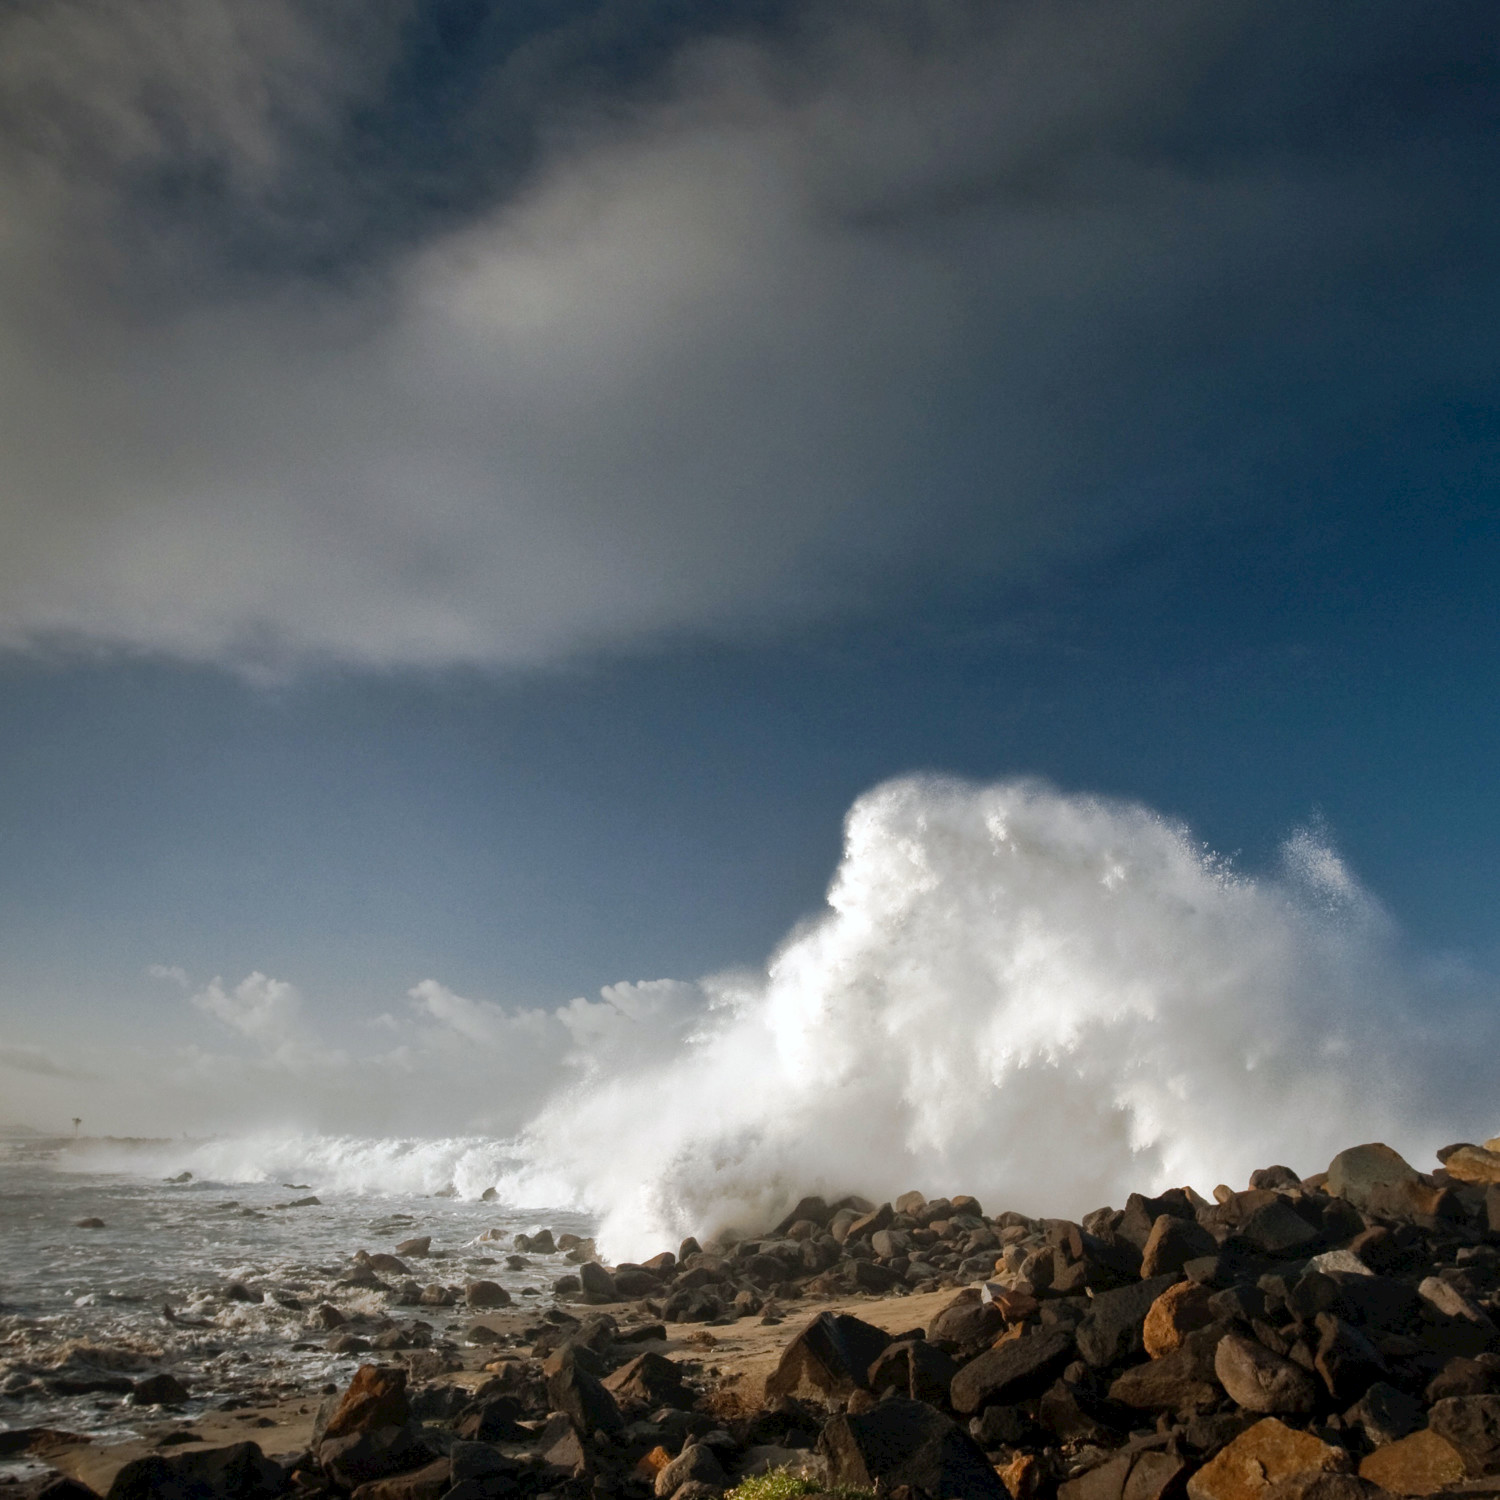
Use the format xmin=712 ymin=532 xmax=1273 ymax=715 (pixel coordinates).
xmin=318 ymin=1424 xmax=443 ymax=1491
xmin=1236 ymin=1201 xmax=1322 ymax=1259
xmin=653 ymin=1443 xmax=726 ymax=1497
xmin=1344 ymin=1382 xmax=1424 ymax=1447
xmin=949 ymin=1326 xmax=1076 ymax=1414
xmin=1314 ymin=1315 xmax=1386 ymax=1405
xmin=764 ymin=1311 xmax=892 ymax=1403
xmin=1444 ymin=1145 xmax=1500 ymax=1186
xmin=1144 ymin=1282 xmax=1217 ymax=1359
xmin=819 ymin=1395 xmax=1007 ymax=1500
xmin=1429 ymin=1394 xmax=1500 ymax=1475
xmin=578 ymin=1261 xmax=618 ymax=1300
xmin=1214 ymin=1332 xmax=1320 ymax=1414
xmin=603 ymin=1351 xmax=690 ymax=1408
xmin=1357 ymin=1429 xmax=1468 ymax=1495
xmin=867 ymin=1339 xmax=960 ymax=1405
xmin=1325 ymin=1144 xmax=1420 ymax=1211
xmin=349 ymin=1457 xmax=452 ymax=1500
xmin=927 ymin=1290 xmax=1006 ymax=1351
xmin=1186 ymin=1418 xmax=1348 ymax=1500
xmin=1109 ymin=1323 xmax=1227 ymax=1414
xmin=1141 ymin=1215 xmax=1219 ymax=1277
xmin=106 ymin=1444 xmax=285 ymax=1500
xmin=544 ymin=1344 xmax=623 ymax=1435
xmin=323 ymin=1365 xmax=411 ymax=1439
xmin=1078 ymin=1275 xmax=1183 ymax=1368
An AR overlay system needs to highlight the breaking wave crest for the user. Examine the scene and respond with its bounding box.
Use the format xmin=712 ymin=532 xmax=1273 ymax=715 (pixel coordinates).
xmin=514 ymin=777 xmax=1492 ymax=1258
xmin=44 ymin=778 xmax=1498 ymax=1262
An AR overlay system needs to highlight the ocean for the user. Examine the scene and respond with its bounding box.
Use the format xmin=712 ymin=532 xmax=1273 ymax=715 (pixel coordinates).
xmin=0 ymin=1133 xmax=594 ymax=1455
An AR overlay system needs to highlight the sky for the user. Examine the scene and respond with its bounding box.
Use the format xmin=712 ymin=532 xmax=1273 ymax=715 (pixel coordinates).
xmin=0 ymin=0 xmax=1498 ymax=1144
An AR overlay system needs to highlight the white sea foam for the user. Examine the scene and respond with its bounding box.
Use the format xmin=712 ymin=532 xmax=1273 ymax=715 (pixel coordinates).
xmin=36 ymin=777 xmax=1498 ymax=1263
xmin=514 ymin=776 xmax=1493 ymax=1258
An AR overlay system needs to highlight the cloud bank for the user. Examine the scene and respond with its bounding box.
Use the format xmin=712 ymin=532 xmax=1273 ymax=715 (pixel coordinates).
xmin=0 ymin=0 xmax=1493 ymax=670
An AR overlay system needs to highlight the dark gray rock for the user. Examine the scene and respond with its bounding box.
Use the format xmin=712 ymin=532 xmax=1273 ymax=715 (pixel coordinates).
xmin=1213 ymin=1332 xmax=1320 ymax=1414
xmin=318 ymin=1423 xmax=443 ymax=1491
xmin=764 ymin=1311 xmax=892 ymax=1403
xmin=1140 ymin=1216 xmax=1218 ymax=1278
xmin=949 ymin=1325 xmax=1076 ymax=1414
xmin=867 ymin=1340 xmax=960 ymax=1405
xmin=106 ymin=1443 xmax=284 ymax=1500
xmin=1077 ymin=1274 xmax=1182 ymax=1368
xmin=544 ymin=1345 xmax=623 ymax=1435
xmin=1344 ymin=1381 xmax=1423 ymax=1447
xmin=131 ymin=1373 xmax=190 ymax=1406
xmin=1429 ymin=1394 xmax=1500 ymax=1475
xmin=1107 ymin=1322 xmax=1228 ymax=1414
xmin=1237 ymin=1200 xmax=1322 ymax=1258
xmin=819 ymin=1396 xmax=1007 ymax=1500
xmin=654 ymin=1443 xmax=726 ymax=1497
xmin=926 ymin=1289 xmax=1006 ymax=1352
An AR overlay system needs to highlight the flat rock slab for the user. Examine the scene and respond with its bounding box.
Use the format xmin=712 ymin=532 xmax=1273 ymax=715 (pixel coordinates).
xmin=949 ymin=1326 xmax=1076 ymax=1414
xmin=1186 ymin=1418 xmax=1347 ymax=1500
xmin=1358 ymin=1429 xmax=1469 ymax=1495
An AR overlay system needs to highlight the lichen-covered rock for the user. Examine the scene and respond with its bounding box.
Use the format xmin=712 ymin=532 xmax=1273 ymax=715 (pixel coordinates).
xmin=1186 ymin=1418 xmax=1348 ymax=1500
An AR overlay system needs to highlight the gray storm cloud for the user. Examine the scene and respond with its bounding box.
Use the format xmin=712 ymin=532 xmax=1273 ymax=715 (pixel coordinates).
xmin=0 ymin=0 xmax=1488 ymax=669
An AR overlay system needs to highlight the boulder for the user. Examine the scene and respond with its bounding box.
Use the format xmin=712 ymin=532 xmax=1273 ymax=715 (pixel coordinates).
xmin=393 ymin=1237 xmax=431 ymax=1258
xmin=1141 ymin=1215 xmax=1219 ymax=1277
xmin=538 ymin=1416 xmax=590 ymax=1480
xmin=544 ymin=1345 xmax=623 ymax=1435
xmin=464 ymin=1280 xmax=510 ymax=1308
xmin=323 ymin=1366 xmax=411 ymax=1439
xmin=106 ymin=1444 xmax=285 ymax=1500
xmin=1078 ymin=1275 xmax=1184 ymax=1368
xmin=1357 ymin=1430 xmax=1467 ymax=1495
xmin=318 ymin=1424 xmax=443 ymax=1491
xmin=819 ymin=1395 xmax=1007 ymax=1500
xmin=928 ymin=1289 xmax=1007 ymax=1351
xmin=1144 ymin=1282 xmax=1217 ymax=1359
xmin=348 ymin=1458 xmax=452 ymax=1500
xmin=453 ymin=1397 xmax=528 ymax=1442
xmin=1109 ymin=1323 xmax=1227 ymax=1414
xmin=1185 ymin=1418 xmax=1349 ymax=1500
xmin=1237 ymin=1201 xmax=1322 ymax=1259
xmin=1428 ymin=1394 xmax=1500 ymax=1475
xmin=1344 ymin=1382 xmax=1424 ymax=1447
xmin=1444 ymin=1146 xmax=1500 ymax=1186
xmin=579 ymin=1261 xmax=618 ymax=1300
xmin=603 ymin=1351 xmax=690 ymax=1408
xmin=867 ymin=1339 xmax=961 ymax=1405
xmin=1213 ymin=1332 xmax=1320 ymax=1414
xmin=764 ymin=1311 xmax=892 ymax=1403
xmin=1325 ymin=1145 xmax=1420 ymax=1211
xmin=1314 ymin=1315 xmax=1387 ymax=1405
xmin=653 ymin=1443 xmax=726 ymax=1497
xmin=949 ymin=1326 xmax=1076 ymax=1414
xmin=131 ymin=1373 xmax=190 ymax=1406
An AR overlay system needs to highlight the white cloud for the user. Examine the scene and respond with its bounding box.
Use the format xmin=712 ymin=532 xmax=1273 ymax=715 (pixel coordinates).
xmin=191 ymin=971 xmax=306 ymax=1051
xmin=0 ymin=1 xmax=1479 ymax=671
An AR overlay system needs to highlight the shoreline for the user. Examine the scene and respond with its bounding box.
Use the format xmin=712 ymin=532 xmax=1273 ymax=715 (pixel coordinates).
xmin=5 ymin=1134 xmax=1500 ymax=1500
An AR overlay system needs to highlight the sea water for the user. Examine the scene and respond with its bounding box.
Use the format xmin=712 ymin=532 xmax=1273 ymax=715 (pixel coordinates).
xmin=0 ymin=1133 xmax=594 ymax=1450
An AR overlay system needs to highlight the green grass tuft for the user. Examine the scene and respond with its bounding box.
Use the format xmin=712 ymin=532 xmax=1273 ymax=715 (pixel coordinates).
xmin=724 ymin=1470 xmax=874 ymax=1500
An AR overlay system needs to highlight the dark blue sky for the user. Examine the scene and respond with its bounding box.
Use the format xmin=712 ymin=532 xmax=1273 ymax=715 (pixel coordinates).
xmin=0 ymin=0 xmax=1497 ymax=1125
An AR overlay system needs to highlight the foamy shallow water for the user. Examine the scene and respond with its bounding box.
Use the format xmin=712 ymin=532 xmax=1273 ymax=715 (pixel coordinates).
xmin=0 ymin=1135 xmax=595 ymax=1452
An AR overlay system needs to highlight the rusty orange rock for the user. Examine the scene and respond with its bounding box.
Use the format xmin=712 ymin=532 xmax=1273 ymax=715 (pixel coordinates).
xmin=1185 ymin=1417 xmax=1347 ymax=1500
xmin=1357 ymin=1429 xmax=1468 ymax=1495
xmin=1143 ymin=1281 xmax=1216 ymax=1358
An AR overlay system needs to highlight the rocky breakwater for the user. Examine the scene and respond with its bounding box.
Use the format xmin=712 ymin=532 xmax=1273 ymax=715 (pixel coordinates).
xmin=9 ymin=1133 xmax=1500 ymax=1500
